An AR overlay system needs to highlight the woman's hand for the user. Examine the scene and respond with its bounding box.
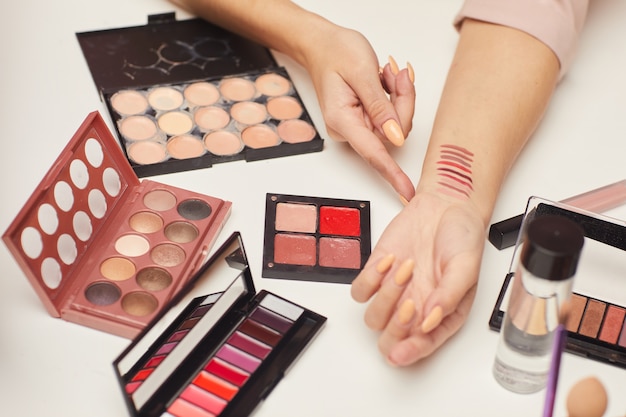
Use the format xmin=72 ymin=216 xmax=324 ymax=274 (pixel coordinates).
xmin=351 ymin=191 xmax=486 ymax=366
xmin=301 ymin=26 xmax=417 ymax=202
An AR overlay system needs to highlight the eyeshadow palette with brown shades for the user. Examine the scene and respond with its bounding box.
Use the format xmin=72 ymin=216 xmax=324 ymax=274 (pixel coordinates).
xmin=489 ymin=197 xmax=626 ymax=369
xmin=76 ymin=13 xmax=323 ymax=178
xmin=262 ymin=193 xmax=371 ymax=284
xmin=2 ymin=111 xmax=231 ymax=338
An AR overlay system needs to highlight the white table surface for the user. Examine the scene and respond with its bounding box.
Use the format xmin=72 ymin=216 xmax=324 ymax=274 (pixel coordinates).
xmin=1 ymin=1 xmax=625 ymax=416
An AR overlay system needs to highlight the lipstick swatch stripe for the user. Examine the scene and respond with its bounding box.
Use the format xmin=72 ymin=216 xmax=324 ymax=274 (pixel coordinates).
xmin=436 ymin=144 xmax=474 ymax=199
xmin=440 ymin=152 xmax=472 ymax=168
xmin=441 ymin=143 xmax=474 ymax=158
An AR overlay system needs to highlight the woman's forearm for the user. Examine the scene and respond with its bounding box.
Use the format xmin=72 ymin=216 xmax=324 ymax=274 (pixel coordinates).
xmin=419 ymin=19 xmax=561 ymax=224
xmin=168 ymin=0 xmax=335 ymax=67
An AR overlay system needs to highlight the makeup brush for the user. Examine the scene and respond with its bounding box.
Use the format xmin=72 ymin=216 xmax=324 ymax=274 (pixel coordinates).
xmin=542 ymin=305 xmax=570 ymax=417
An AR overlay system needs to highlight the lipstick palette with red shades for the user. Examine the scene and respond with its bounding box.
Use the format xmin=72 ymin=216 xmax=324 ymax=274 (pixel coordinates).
xmin=2 ymin=111 xmax=231 ymax=338
xmin=114 ymin=232 xmax=326 ymax=417
xmin=262 ymin=193 xmax=372 ymax=284
xmin=489 ymin=197 xmax=626 ymax=370
xmin=76 ymin=13 xmax=324 ymax=178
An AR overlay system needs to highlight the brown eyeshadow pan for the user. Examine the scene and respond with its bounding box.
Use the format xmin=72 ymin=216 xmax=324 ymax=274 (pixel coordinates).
xmin=122 ymin=291 xmax=159 ymax=317
xmin=136 ymin=267 xmax=173 ymax=292
xmin=129 ymin=211 xmax=164 ymax=234
xmin=565 ymin=293 xmax=587 ymax=332
xmin=579 ymin=299 xmax=606 ymax=338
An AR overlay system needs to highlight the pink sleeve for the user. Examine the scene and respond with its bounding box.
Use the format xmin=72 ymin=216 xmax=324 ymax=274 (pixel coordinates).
xmin=453 ymin=0 xmax=589 ymax=77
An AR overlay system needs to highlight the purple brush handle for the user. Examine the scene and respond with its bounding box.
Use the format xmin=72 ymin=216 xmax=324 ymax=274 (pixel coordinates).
xmin=543 ymin=324 xmax=566 ymax=417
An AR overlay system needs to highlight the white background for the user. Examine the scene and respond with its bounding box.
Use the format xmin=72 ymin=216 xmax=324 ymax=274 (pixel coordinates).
xmin=0 ymin=1 xmax=625 ymax=416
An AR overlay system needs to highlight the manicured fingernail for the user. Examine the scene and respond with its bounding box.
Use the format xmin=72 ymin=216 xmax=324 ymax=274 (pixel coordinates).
xmin=398 ymin=299 xmax=416 ymax=325
xmin=388 ymin=55 xmax=400 ymax=75
xmin=399 ymin=194 xmax=409 ymax=206
xmin=407 ymin=61 xmax=415 ymax=83
xmin=421 ymin=306 xmax=443 ymax=333
xmin=394 ymin=259 xmax=415 ymax=286
xmin=376 ymin=253 xmax=395 ymax=274
xmin=382 ymin=119 xmax=405 ymax=146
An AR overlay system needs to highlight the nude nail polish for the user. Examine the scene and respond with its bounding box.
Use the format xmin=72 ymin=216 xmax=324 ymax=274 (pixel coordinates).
xmin=407 ymin=61 xmax=415 ymax=83
xmin=394 ymin=259 xmax=415 ymax=286
xmin=398 ymin=299 xmax=416 ymax=325
xmin=388 ymin=55 xmax=400 ymax=75
xmin=382 ymin=119 xmax=404 ymax=147
xmin=421 ymin=305 xmax=443 ymax=333
xmin=376 ymin=253 xmax=395 ymax=273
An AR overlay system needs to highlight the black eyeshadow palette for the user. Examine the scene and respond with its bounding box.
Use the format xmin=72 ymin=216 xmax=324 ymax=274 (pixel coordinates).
xmin=489 ymin=197 xmax=626 ymax=370
xmin=262 ymin=193 xmax=372 ymax=284
xmin=77 ymin=13 xmax=323 ymax=178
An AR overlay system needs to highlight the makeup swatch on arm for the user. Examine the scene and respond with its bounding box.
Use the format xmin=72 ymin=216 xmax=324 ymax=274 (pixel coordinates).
xmin=436 ymin=144 xmax=474 ymax=199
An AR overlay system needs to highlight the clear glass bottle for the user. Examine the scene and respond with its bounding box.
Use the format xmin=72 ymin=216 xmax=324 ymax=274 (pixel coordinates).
xmin=493 ymin=214 xmax=584 ymax=394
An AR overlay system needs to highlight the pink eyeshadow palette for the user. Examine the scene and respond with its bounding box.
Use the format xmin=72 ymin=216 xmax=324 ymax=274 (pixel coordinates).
xmin=2 ymin=111 xmax=231 ymax=338
xmin=489 ymin=197 xmax=626 ymax=370
xmin=77 ymin=13 xmax=323 ymax=178
xmin=114 ymin=232 xmax=326 ymax=417
xmin=262 ymin=193 xmax=371 ymax=284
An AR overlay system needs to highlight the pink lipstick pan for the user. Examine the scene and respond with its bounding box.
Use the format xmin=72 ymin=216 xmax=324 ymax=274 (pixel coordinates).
xmin=3 ymin=111 xmax=231 ymax=338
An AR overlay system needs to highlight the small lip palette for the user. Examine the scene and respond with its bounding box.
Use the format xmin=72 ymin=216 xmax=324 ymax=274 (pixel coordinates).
xmin=2 ymin=111 xmax=231 ymax=338
xmin=489 ymin=197 xmax=626 ymax=370
xmin=114 ymin=231 xmax=326 ymax=417
xmin=76 ymin=12 xmax=324 ymax=178
xmin=262 ymin=193 xmax=371 ymax=284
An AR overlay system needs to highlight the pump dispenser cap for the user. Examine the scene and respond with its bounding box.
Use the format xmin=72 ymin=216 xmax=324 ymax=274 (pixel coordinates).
xmin=521 ymin=215 xmax=585 ymax=281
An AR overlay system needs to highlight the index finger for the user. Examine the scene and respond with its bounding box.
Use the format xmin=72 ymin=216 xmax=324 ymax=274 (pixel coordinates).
xmin=334 ymin=122 xmax=415 ymax=201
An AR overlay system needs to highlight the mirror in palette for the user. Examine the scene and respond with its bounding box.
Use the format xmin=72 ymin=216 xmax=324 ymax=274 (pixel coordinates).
xmin=113 ymin=232 xmax=253 ymax=410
